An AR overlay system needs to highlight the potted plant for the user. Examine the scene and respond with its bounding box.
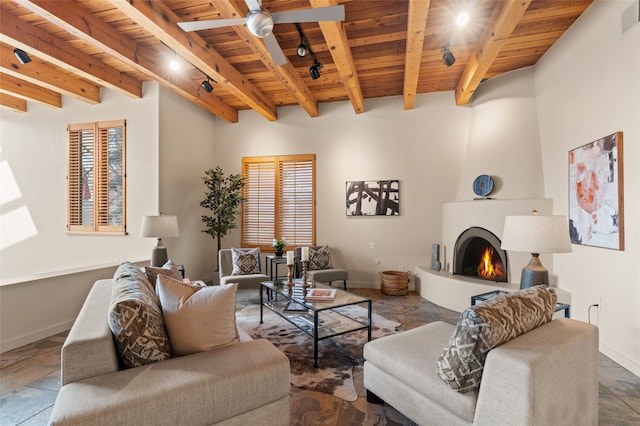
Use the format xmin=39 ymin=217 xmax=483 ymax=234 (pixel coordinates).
xmin=272 ymin=237 xmax=288 ymax=257
xmin=200 ymin=166 xmax=245 ymax=270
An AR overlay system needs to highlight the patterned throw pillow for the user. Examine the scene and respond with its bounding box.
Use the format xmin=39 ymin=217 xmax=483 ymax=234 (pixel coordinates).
xmin=231 ymin=247 xmax=261 ymax=275
xmin=156 ymin=275 xmax=239 ymax=356
xmin=309 ymin=246 xmax=333 ymax=270
xmin=436 ymin=286 xmax=557 ymax=393
xmin=108 ymin=262 xmax=171 ymax=368
xmin=144 ymin=260 xmax=181 ymax=289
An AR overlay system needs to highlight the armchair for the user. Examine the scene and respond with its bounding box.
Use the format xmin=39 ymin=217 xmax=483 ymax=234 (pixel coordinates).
xmin=294 ymin=245 xmax=348 ymax=290
xmin=219 ymin=248 xmax=269 ymax=288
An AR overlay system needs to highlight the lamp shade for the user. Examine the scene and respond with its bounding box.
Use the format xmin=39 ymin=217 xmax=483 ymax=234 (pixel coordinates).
xmin=501 ymin=215 xmax=572 ymax=254
xmin=140 ymin=215 xmax=179 ymax=238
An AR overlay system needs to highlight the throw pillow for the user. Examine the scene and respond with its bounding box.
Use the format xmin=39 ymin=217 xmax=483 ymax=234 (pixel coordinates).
xmin=309 ymin=246 xmax=333 ymax=270
xmin=108 ymin=262 xmax=172 ymax=368
xmin=231 ymin=247 xmax=261 ymax=275
xmin=436 ymin=286 xmax=557 ymax=393
xmin=145 ymin=260 xmax=181 ymax=289
xmin=156 ymin=275 xmax=239 ymax=356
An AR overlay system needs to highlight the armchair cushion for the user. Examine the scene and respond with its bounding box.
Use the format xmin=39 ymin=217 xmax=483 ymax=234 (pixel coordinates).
xmin=309 ymin=245 xmax=333 ymax=270
xmin=156 ymin=275 xmax=239 ymax=356
xmin=108 ymin=262 xmax=171 ymax=368
xmin=231 ymin=247 xmax=261 ymax=275
xmin=436 ymin=286 xmax=557 ymax=393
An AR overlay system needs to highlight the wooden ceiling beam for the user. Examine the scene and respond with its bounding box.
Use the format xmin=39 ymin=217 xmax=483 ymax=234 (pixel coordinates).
xmin=108 ymin=0 xmax=278 ymax=121
xmin=0 ymin=10 xmax=142 ymax=99
xmin=311 ymin=0 xmax=365 ymax=114
xmin=455 ymin=0 xmax=533 ymax=106
xmin=403 ymin=0 xmax=430 ymax=110
xmin=0 ymin=43 xmax=99 ymax=104
xmin=0 ymin=91 xmax=27 ymax=112
xmin=0 ymin=71 xmax=61 ymax=108
xmin=214 ymin=0 xmax=319 ymax=118
xmin=14 ymin=0 xmax=237 ymax=122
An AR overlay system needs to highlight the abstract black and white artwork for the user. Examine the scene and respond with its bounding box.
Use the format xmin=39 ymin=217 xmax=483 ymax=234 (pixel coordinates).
xmin=346 ymin=180 xmax=399 ymax=216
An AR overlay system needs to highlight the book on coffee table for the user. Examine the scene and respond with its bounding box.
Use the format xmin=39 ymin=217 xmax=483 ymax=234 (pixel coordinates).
xmin=305 ymin=288 xmax=336 ymax=301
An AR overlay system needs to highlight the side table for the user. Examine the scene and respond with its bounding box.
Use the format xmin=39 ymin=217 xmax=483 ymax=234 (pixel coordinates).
xmin=470 ymin=289 xmax=570 ymax=318
xmin=265 ymin=255 xmax=288 ymax=281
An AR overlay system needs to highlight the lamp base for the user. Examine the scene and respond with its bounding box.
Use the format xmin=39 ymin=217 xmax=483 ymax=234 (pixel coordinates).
xmin=151 ymin=246 xmax=168 ymax=267
xmin=519 ymin=254 xmax=549 ymax=290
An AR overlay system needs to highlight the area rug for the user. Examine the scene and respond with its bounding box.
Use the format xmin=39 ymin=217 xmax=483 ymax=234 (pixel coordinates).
xmin=236 ymin=304 xmax=400 ymax=401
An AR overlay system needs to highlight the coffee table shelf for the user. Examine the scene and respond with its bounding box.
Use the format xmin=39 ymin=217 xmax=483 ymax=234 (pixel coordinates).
xmin=260 ymin=280 xmax=372 ymax=367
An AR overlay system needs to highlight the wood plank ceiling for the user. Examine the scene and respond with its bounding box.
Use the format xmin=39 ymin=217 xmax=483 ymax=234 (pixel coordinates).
xmin=0 ymin=0 xmax=592 ymax=121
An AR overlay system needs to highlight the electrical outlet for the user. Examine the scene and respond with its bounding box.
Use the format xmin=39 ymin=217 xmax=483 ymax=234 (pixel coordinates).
xmin=369 ymin=242 xmax=375 ymax=249
xmin=375 ymin=259 xmax=381 ymax=265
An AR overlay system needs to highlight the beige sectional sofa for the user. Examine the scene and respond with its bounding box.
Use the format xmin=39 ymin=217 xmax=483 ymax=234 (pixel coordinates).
xmin=364 ymin=288 xmax=599 ymax=426
xmin=48 ymin=278 xmax=291 ymax=425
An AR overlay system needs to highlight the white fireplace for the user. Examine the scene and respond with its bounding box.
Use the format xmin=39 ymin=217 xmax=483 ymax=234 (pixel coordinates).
xmin=414 ymin=198 xmax=570 ymax=312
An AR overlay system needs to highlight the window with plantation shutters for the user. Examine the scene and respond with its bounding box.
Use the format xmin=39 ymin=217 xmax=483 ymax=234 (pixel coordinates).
xmin=67 ymin=119 xmax=126 ymax=234
xmin=242 ymin=154 xmax=315 ymax=251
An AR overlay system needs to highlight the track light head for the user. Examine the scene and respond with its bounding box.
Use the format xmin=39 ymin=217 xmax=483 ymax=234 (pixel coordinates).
xmin=442 ymin=45 xmax=455 ymax=67
xmin=297 ymin=43 xmax=308 ymax=57
xmin=309 ymin=61 xmax=321 ymax=80
xmin=201 ymin=78 xmax=213 ymax=93
xmin=13 ymin=48 xmax=31 ymax=64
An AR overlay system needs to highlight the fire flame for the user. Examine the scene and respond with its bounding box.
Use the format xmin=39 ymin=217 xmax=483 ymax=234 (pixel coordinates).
xmin=477 ymin=247 xmax=504 ymax=279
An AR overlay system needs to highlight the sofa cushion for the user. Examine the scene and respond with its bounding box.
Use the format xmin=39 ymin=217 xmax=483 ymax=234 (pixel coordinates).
xmin=108 ymin=262 xmax=171 ymax=368
xmin=144 ymin=260 xmax=181 ymax=289
xmin=231 ymin=247 xmax=261 ymax=275
xmin=156 ymin=275 xmax=239 ymax=356
xmin=309 ymin=245 xmax=333 ymax=270
xmin=436 ymin=286 xmax=557 ymax=393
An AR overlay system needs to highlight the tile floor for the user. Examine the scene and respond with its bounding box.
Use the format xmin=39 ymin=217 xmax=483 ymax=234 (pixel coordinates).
xmin=1 ymin=288 xmax=639 ymax=425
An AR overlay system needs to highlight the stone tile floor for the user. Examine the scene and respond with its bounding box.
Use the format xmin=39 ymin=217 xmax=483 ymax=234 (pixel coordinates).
xmin=1 ymin=288 xmax=639 ymax=425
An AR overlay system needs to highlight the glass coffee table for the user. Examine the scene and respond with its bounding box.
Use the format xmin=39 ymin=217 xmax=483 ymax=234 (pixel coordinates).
xmin=260 ymin=280 xmax=372 ymax=368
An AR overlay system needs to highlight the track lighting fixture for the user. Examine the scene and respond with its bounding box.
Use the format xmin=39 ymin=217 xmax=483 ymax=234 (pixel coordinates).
xmin=297 ymin=42 xmax=308 ymax=57
xmin=201 ymin=77 xmax=214 ymax=93
xmin=309 ymin=61 xmax=322 ymax=80
xmin=13 ymin=48 xmax=31 ymax=64
xmin=442 ymin=45 xmax=455 ymax=67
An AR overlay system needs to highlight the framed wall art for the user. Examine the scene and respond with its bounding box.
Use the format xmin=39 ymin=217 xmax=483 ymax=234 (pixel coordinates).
xmin=346 ymin=180 xmax=399 ymax=216
xmin=568 ymin=132 xmax=624 ymax=250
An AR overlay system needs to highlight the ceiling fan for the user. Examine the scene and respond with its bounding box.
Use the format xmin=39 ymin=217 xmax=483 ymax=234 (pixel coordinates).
xmin=177 ymin=0 xmax=345 ymax=66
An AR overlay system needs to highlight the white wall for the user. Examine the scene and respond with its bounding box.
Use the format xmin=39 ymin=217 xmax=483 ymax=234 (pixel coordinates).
xmin=0 ymin=84 xmax=160 ymax=281
xmin=214 ymin=93 xmax=472 ymax=287
xmin=458 ymin=66 xmax=545 ymax=200
xmin=158 ymin=88 xmax=218 ymax=281
xmin=534 ymin=0 xmax=640 ymax=375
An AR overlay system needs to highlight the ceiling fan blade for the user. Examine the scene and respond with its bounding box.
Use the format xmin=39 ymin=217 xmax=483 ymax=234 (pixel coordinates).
xmin=244 ymin=0 xmax=262 ymax=12
xmin=178 ymin=18 xmax=246 ymax=32
xmin=263 ymin=33 xmax=287 ymax=66
xmin=272 ymin=5 xmax=345 ymax=24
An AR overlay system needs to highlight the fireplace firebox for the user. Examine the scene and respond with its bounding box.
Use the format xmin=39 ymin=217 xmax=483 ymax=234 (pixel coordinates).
xmin=453 ymin=227 xmax=508 ymax=282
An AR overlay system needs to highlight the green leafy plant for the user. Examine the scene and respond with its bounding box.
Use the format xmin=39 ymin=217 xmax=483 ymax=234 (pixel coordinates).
xmin=200 ymin=166 xmax=245 ymax=269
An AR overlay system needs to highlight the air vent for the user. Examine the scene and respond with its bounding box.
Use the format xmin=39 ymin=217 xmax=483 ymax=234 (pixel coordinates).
xmin=621 ymin=0 xmax=640 ymax=37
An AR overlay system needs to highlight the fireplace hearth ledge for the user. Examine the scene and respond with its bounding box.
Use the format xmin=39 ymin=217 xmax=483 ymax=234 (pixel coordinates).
xmin=413 ymin=266 xmax=571 ymax=313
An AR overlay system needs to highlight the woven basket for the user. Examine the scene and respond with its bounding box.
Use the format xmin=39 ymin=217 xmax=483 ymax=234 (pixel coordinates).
xmin=380 ymin=271 xmax=411 ymax=296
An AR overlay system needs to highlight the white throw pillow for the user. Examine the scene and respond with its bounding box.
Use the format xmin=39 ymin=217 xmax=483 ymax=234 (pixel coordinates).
xmin=231 ymin=247 xmax=261 ymax=275
xmin=156 ymin=275 xmax=239 ymax=356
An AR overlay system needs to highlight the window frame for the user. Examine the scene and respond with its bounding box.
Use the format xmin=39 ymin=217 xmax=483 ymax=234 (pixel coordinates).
xmin=67 ymin=119 xmax=126 ymax=234
xmin=241 ymin=154 xmax=315 ymax=252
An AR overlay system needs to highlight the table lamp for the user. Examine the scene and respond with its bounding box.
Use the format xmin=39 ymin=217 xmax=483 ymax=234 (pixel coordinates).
xmin=140 ymin=215 xmax=180 ymax=267
xmin=500 ymin=212 xmax=572 ymax=289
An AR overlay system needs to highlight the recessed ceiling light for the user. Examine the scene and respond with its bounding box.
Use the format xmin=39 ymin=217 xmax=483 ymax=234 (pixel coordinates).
xmin=456 ymin=11 xmax=470 ymax=27
xmin=169 ymin=59 xmax=180 ymax=71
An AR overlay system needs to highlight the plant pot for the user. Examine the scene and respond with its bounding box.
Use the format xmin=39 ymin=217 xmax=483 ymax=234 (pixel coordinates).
xmin=275 ymin=247 xmax=284 ymax=257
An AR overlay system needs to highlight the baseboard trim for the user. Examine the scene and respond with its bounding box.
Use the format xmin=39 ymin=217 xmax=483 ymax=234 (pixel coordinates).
xmin=1 ymin=320 xmax=73 ymax=353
